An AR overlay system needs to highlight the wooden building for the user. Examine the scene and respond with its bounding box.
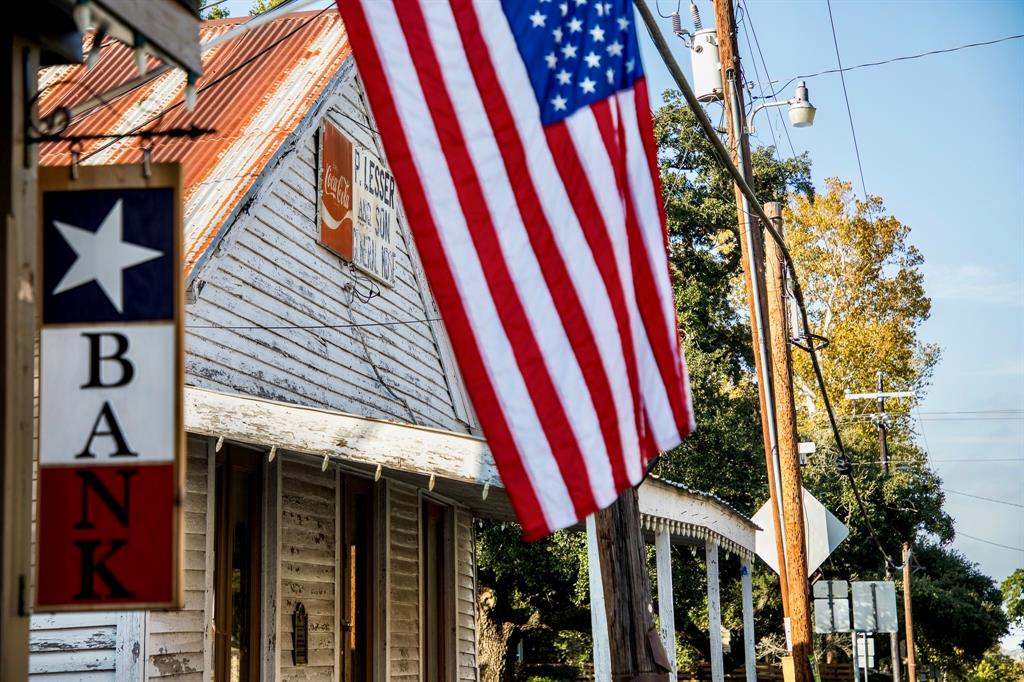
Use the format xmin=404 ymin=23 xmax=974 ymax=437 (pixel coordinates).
xmin=31 ymin=10 xmax=760 ymax=682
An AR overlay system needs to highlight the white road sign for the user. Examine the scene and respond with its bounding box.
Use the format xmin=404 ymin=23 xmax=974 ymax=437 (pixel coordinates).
xmin=852 ymin=580 xmax=898 ymax=633
xmin=753 ymin=487 xmax=849 ymax=575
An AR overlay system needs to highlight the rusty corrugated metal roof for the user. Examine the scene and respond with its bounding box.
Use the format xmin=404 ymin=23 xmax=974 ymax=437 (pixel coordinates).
xmin=39 ymin=11 xmax=350 ymax=274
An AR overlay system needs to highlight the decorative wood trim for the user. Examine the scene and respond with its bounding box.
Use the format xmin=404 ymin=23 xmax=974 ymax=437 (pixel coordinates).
xmin=185 ymin=386 xmax=497 ymax=486
xmin=202 ymin=438 xmax=216 ymax=682
xmin=115 ymin=611 xmax=145 ymax=682
xmin=586 ymin=516 xmax=611 ymax=682
xmin=262 ymin=453 xmax=281 ymax=682
xmin=335 ymin=466 xmax=342 ymax=682
xmin=654 ymin=528 xmax=676 ymax=682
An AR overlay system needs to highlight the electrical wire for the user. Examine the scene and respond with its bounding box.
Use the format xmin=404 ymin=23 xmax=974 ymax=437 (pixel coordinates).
xmin=825 ymin=0 xmax=868 ymax=199
xmin=635 ymin=0 xmax=899 ymax=568
xmin=736 ymin=4 xmax=783 ymax=162
xmin=766 ymin=33 xmax=1024 ymax=100
xmin=738 ymin=0 xmax=797 ymax=159
xmin=956 ymin=531 xmax=1024 ymax=553
xmin=945 ymin=489 xmax=1024 ymax=509
xmin=186 ymin=318 xmax=440 ymax=331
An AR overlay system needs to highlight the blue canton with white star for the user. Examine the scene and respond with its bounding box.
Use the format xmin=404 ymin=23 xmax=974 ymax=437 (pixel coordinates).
xmin=502 ymin=0 xmax=644 ymax=125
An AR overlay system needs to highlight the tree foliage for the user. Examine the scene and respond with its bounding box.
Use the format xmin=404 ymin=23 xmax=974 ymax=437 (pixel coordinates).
xmin=1003 ymin=568 xmax=1024 ymax=647
xmin=249 ymin=0 xmax=287 ymax=16
xmin=200 ymin=0 xmax=229 ymax=20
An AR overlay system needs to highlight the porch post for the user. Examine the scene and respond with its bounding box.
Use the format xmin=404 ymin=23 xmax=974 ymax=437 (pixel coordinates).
xmin=655 ymin=527 xmax=677 ymax=682
xmin=586 ymin=515 xmax=612 ymax=682
xmin=741 ymin=554 xmax=756 ymax=682
xmin=706 ymin=539 xmax=724 ymax=682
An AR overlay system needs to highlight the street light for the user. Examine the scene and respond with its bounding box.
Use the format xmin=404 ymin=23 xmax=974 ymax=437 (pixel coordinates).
xmin=748 ymin=81 xmax=817 ymax=133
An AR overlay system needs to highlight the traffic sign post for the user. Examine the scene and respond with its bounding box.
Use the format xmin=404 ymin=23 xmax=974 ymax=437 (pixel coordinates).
xmin=36 ymin=165 xmax=184 ymax=611
xmin=812 ymin=580 xmax=851 ymax=634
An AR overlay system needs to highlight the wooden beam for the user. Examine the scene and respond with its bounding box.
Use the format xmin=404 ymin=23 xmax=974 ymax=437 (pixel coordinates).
xmin=741 ymin=557 xmax=756 ymax=682
xmin=185 ymin=386 xmax=498 ymax=486
xmin=587 ymin=515 xmax=612 ymax=682
xmin=638 ymin=478 xmax=757 ymax=554
xmin=706 ymin=540 xmax=724 ymax=682
xmin=655 ymin=528 xmax=677 ymax=682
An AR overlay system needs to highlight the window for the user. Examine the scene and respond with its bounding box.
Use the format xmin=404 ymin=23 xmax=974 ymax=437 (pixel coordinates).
xmin=339 ymin=475 xmax=375 ymax=682
xmin=214 ymin=447 xmax=262 ymax=682
xmin=421 ymin=499 xmax=452 ymax=682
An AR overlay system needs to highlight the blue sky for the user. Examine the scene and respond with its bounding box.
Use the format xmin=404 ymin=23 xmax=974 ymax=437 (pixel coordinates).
xmin=636 ymin=0 xmax=1024 ymax=647
xmin=217 ymin=0 xmax=1023 ymax=645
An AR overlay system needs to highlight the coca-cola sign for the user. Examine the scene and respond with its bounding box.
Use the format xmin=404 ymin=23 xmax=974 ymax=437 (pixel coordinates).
xmin=318 ymin=120 xmax=397 ymax=287
xmin=318 ymin=121 xmax=355 ymax=259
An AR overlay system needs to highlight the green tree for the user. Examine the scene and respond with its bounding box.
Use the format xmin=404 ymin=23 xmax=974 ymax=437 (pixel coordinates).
xmin=200 ymin=0 xmax=229 ymax=20
xmin=966 ymin=647 xmax=1024 ymax=682
xmin=1003 ymin=568 xmax=1024 ymax=647
xmin=910 ymin=544 xmax=1009 ymax=674
xmin=250 ymin=0 xmax=287 ymax=16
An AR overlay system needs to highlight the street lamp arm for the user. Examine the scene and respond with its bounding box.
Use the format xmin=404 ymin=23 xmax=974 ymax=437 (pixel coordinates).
xmin=746 ymin=99 xmax=794 ymax=134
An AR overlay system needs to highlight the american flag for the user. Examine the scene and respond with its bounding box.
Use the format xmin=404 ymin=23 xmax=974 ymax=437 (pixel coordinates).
xmin=337 ymin=0 xmax=694 ymax=540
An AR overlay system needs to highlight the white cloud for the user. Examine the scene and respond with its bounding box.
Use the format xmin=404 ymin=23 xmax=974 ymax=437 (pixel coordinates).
xmin=925 ymin=263 xmax=1024 ymax=307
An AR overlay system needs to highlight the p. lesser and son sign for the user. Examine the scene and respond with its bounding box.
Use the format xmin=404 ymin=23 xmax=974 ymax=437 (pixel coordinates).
xmin=318 ymin=119 xmax=397 ymax=287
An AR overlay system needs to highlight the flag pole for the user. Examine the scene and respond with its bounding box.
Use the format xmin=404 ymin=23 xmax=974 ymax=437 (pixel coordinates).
xmin=594 ymin=487 xmax=672 ymax=681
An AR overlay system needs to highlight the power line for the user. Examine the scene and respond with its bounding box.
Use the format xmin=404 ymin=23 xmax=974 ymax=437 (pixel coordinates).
xmin=945 ymin=489 xmax=1024 ymax=508
xmin=766 ymin=33 xmax=1024 ymax=99
xmin=738 ymin=0 xmax=797 ymax=159
xmin=825 ymin=0 xmax=868 ymax=198
xmin=956 ymin=531 xmax=1024 ymax=553
xmin=187 ymin=317 xmax=441 ymax=331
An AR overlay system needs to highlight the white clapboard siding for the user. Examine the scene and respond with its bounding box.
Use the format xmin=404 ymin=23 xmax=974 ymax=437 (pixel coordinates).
xmin=455 ymin=510 xmax=478 ymax=682
xmin=388 ymin=483 xmax=420 ymax=682
xmin=144 ymin=437 xmax=210 ymax=680
xmin=279 ymin=455 xmax=336 ymax=682
xmin=185 ymin=68 xmax=472 ymax=434
xmin=29 ymin=612 xmax=117 ymax=681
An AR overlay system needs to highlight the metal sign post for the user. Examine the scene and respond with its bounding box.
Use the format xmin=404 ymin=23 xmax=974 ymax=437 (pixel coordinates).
xmin=36 ymin=164 xmax=184 ymax=610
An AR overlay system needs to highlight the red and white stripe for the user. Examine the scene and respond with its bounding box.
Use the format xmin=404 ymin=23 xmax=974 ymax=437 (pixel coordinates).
xmin=337 ymin=0 xmax=694 ymax=540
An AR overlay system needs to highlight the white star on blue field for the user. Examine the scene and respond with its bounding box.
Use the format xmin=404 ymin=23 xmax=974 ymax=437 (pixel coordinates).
xmin=502 ymin=0 xmax=644 ymax=124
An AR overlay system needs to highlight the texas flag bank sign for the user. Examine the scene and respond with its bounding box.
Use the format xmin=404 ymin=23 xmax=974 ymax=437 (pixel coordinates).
xmin=36 ymin=165 xmax=183 ymax=610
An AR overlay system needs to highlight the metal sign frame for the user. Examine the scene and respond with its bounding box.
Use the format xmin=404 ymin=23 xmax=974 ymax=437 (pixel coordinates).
xmin=35 ymin=164 xmax=184 ymax=611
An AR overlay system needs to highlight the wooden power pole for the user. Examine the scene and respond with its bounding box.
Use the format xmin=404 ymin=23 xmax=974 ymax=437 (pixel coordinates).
xmin=711 ymin=4 xmax=809 ymax=679
xmin=711 ymin=0 xmax=792 ymax=627
xmin=903 ymin=543 xmax=917 ymax=682
xmin=763 ymin=203 xmax=814 ymax=682
xmin=594 ymin=488 xmax=671 ymax=681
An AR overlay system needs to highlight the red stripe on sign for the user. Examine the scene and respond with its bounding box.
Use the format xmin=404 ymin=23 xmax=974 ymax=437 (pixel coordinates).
xmin=591 ymin=96 xmax=690 ymax=440
xmin=393 ymin=2 xmax=598 ymax=518
xmin=450 ymin=0 xmax=630 ymax=494
xmin=543 ymin=120 xmax=645 ymax=480
xmin=36 ymin=464 xmax=175 ymax=607
xmin=338 ymin=0 xmax=550 ymax=538
xmin=620 ymin=85 xmax=694 ymax=435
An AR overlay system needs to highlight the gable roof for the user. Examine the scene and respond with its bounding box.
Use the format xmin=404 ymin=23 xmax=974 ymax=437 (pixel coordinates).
xmin=38 ymin=10 xmax=350 ymax=274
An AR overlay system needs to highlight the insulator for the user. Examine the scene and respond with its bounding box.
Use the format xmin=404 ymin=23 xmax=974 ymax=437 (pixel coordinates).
xmin=690 ymin=1 xmax=703 ymax=31
xmin=671 ymin=11 xmax=683 ymax=35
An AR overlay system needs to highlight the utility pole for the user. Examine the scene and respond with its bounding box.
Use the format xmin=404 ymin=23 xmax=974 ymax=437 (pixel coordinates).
xmin=844 ymin=373 xmax=913 ymax=682
xmin=764 ymin=203 xmax=814 ymax=680
xmin=903 ymin=543 xmax=917 ymax=682
xmin=711 ymin=0 xmax=798 ymax=676
xmin=594 ymin=488 xmax=671 ymax=681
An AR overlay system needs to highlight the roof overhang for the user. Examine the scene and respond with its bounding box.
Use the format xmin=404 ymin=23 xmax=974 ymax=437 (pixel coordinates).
xmin=185 ymin=386 xmax=757 ymax=539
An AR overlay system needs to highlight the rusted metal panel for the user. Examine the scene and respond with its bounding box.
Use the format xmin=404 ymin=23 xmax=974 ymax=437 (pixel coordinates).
xmin=38 ymin=12 xmax=351 ymax=275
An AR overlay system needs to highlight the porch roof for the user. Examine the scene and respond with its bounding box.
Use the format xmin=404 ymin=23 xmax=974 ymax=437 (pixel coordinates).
xmin=185 ymin=386 xmax=758 ymax=550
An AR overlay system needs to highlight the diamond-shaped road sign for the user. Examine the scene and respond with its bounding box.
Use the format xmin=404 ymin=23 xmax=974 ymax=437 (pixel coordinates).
xmin=753 ymin=487 xmax=849 ymax=575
